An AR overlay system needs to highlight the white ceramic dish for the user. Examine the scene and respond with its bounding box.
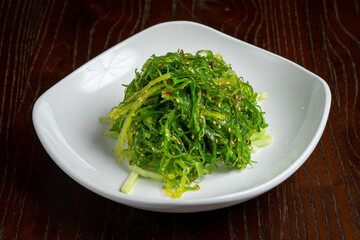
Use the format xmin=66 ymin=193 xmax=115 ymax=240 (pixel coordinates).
xmin=32 ymin=21 xmax=331 ymax=213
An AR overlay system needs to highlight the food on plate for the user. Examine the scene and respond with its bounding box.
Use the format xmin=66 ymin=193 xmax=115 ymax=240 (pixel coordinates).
xmin=100 ymin=50 xmax=271 ymax=198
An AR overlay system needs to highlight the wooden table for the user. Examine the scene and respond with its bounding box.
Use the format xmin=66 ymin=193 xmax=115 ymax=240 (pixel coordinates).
xmin=1 ymin=0 xmax=359 ymax=239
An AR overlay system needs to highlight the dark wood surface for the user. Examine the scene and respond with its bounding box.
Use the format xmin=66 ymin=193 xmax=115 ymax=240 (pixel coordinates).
xmin=1 ymin=0 xmax=359 ymax=239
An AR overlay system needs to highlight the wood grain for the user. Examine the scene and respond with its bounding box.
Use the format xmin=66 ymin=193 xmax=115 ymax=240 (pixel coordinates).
xmin=0 ymin=0 xmax=359 ymax=239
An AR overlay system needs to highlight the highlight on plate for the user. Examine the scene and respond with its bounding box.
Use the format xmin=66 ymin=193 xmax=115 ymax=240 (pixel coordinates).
xmin=100 ymin=49 xmax=272 ymax=198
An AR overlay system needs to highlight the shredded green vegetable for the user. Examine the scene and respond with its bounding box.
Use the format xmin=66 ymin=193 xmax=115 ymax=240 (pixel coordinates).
xmin=100 ymin=50 xmax=271 ymax=198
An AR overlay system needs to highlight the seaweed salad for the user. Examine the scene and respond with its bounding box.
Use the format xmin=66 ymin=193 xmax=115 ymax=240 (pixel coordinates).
xmin=100 ymin=50 xmax=271 ymax=198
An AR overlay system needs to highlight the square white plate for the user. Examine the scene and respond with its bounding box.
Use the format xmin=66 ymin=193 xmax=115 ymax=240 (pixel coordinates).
xmin=32 ymin=21 xmax=331 ymax=213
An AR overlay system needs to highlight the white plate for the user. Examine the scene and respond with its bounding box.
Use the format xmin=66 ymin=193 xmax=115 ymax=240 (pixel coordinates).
xmin=32 ymin=21 xmax=331 ymax=213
